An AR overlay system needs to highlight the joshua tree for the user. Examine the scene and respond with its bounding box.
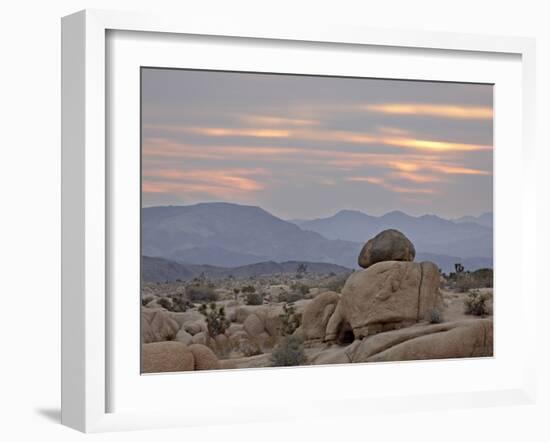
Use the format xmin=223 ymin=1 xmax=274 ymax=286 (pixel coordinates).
xmin=198 ymin=302 xmax=230 ymax=337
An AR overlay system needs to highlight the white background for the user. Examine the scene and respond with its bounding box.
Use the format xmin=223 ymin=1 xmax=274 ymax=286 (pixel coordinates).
xmin=0 ymin=1 xmax=548 ymax=441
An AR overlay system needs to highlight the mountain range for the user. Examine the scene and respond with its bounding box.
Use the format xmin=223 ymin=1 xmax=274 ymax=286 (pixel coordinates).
xmin=142 ymin=203 xmax=493 ymax=276
xmin=142 ymin=255 xmax=351 ymax=282
xmin=294 ymin=209 xmax=493 ymax=259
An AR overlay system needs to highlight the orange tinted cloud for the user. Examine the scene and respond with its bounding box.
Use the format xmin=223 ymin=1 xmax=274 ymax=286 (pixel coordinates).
xmin=143 ymin=138 xmax=304 ymax=160
xmin=144 ymin=138 xmax=491 ymax=178
xmin=158 ymin=123 xmax=490 ymax=153
xmin=381 ymin=137 xmax=491 ymax=152
xmin=347 ymin=176 xmax=437 ymax=194
xmin=181 ymin=127 xmax=290 ymax=138
xmin=143 ymin=168 xmax=266 ymax=199
xmin=390 ymin=172 xmax=442 ymax=183
xmin=238 ymin=115 xmax=319 ymax=127
xmin=365 ymin=103 xmax=493 ymax=120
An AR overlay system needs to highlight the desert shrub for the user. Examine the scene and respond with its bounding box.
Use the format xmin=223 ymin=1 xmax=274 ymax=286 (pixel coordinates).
xmin=167 ymin=294 xmax=191 ymax=312
xmin=464 ymin=290 xmax=492 ymax=316
xmin=277 ymin=291 xmax=288 ymax=303
xmin=245 ymin=292 xmax=264 ymax=305
xmin=279 ymin=303 xmax=301 ymax=336
xmin=241 ymin=285 xmax=256 ymax=293
xmin=156 ymin=294 xmax=191 ymax=312
xmin=428 ymin=308 xmax=444 ymax=324
xmin=278 ymin=291 xmax=302 ymax=303
xmin=187 ymin=285 xmax=218 ymax=303
xmin=270 ymin=336 xmax=307 ymax=367
xmin=470 ymin=268 xmax=493 ymax=288
xmin=239 ymin=338 xmax=262 ymax=357
xmin=198 ymin=302 xmax=230 ymax=337
xmin=449 ymin=268 xmax=493 ymax=292
xmin=291 ymin=283 xmax=309 ymax=296
xmin=157 ymin=297 xmax=172 ymax=310
xmin=141 ymin=295 xmax=154 ymax=306
xmin=455 ymin=272 xmax=477 ymax=292
xmin=323 ymin=273 xmax=350 ymax=293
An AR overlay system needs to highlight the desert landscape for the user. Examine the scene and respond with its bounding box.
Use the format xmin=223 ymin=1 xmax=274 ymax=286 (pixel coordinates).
xmin=141 ymin=219 xmax=493 ymax=373
xmin=140 ymin=68 xmax=493 ymax=373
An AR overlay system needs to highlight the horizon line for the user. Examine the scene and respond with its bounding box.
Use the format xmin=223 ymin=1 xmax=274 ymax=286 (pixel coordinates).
xmin=140 ymin=201 xmax=493 ymax=222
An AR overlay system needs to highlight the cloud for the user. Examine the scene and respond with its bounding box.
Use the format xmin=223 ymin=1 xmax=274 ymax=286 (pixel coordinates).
xmin=237 ymin=114 xmax=319 ymax=127
xmin=155 ymin=125 xmax=291 ymax=139
xmin=364 ymin=103 xmax=493 ymax=120
xmin=143 ymin=138 xmax=491 ymax=179
xmin=347 ymin=176 xmax=437 ymax=194
xmin=147 ymin=123 xmax=491 ymax=153
xmin=143 ymin=168 xmax=267 ymax=199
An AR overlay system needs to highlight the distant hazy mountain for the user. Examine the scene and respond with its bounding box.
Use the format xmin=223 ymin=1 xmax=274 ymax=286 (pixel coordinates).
xmin=142 ymin=203 xmax=493 ymax=274
xmin=142 ymin=255 xmax=351 ymax=282
xmin=295 ymin=209 xmax=493 ymax=259
xmin=141 ymin=255 xmax=195 ymax=282
xmin=452 ymin=212 xmax=493 ymax=228
xmin=142 ymin=203 xmax=361 ymax=269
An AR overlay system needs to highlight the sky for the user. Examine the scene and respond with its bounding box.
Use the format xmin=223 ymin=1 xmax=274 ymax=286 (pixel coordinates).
xmin=141 ymin=68 xmax=493 ymax=220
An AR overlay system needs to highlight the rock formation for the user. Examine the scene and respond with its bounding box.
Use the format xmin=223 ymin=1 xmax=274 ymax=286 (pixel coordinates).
xmin=141 ymin=341 xmax=221 ymax=373
xmin=358 ymin=229 xmax=415 ymax=269
xmin=347 ymin=319 xmax=493 ymax=362
xmin=141 ymin=308 xmax=180 ymax=344
xmin=340 ymin=260 xmax=442 ymax=339
xmin=141 ymin=341 xmax=195 ymax=373
xmin=301 ymin=291 xmax=340 ymax=342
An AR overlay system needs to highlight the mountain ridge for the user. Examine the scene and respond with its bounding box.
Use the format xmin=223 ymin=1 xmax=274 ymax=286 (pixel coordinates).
xmin=142 ymin=203 xmax=493 ymax=273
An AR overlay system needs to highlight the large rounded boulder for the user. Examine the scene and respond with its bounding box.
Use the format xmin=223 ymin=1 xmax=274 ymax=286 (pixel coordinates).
xmin=348 ymin=319 xmax=493 ymax=362
xmin=141 ymin=341 xmax=195 ymax=373
xmin=187 ymin=344 xmax=220 ymax=370
xmin=141 ymin=308 xmax=180 ymax=344
xmin=340 ymin=261 xmax=442 ymax=339
xmin=301 ymin=291 xmax=341 ymax=342
xmin=358 ymin=229 xmax=415 ymax=269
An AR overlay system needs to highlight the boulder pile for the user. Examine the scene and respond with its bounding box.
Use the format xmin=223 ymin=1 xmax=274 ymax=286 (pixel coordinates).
xmin=300 ymin=229 xmax=442 ymax=342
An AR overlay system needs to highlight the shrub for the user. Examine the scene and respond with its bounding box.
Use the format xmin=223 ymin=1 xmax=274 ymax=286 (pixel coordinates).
xmin=448 ymin=268 xmax=493 ymax=292
xmin=428 ymin=308 xmax=444 ymax=324
xmin=470 ymin=268 xmax=493 ymax=288
xmin=157 ymin=297 xmax=172 ymax=310
xmin=270 ymin=336 xmax=307 ymax=367
xmin=241 ymin=285 xmax=256 ymax=293
xmin=455 ymin=273 xmax=476 ymax=292
xmin=464 ymin=290 xmax=492 ymax=316
xmin=141 ymin=295 xmax=154 ymax=306
xmin=245 ymin=292 xmax=264 ymax=305
xmin=187 ymin=285 xmax=218 ymax=303
xmin=291 ymin=283 xmax=309 ymax=296
xmin=198 ymin=302 xmax=230 ymax=337
xmin=278 ymin=291 xmax=302 ymax=303
xmin=167 ymin=294 xmax=191 ymax=312
xmin=279 ymin=303 xmax=301 ymax=336
xmin=323 ymin=273 xmax=350 ymax=293
xmin=238 ymin=338 xmax=262 ymax=357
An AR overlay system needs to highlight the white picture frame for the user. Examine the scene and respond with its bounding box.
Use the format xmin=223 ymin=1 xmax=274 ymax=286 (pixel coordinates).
xmin=61 ymin=9 xmax=537 ymax=433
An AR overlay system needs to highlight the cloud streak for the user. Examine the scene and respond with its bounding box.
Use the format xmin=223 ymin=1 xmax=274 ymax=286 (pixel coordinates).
xmin=143 ymin=168 xmax=267 ymax=200
xmin=146 ymin=123 xmax=490 ymax=153
xmin=364 ymin=103 xmax=493 ymax=120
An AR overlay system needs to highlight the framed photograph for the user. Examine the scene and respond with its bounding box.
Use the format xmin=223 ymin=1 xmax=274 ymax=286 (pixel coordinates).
xmin=61 ymin=9 xmax=537 ymax=432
